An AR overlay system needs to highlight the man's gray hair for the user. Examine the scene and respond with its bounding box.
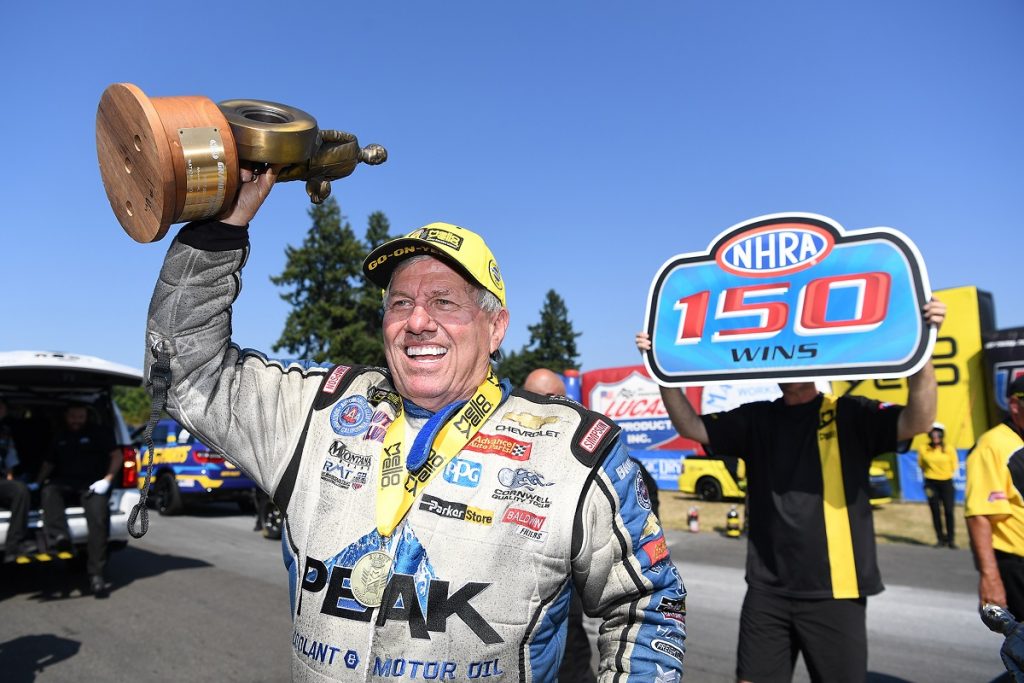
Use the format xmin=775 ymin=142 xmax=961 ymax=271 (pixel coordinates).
xmin=386 ymin=255 xmax=503 ymax=314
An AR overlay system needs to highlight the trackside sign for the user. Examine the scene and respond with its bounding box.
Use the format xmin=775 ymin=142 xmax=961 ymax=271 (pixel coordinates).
xmin=644 ymin=213 xmax=934 ymax=385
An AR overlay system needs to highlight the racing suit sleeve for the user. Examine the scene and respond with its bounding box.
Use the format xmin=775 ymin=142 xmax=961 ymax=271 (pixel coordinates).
xmin=573 ymin=439 xmax=686 ymax=682
xmin=144 ymin=221 xmax=328 ymax=496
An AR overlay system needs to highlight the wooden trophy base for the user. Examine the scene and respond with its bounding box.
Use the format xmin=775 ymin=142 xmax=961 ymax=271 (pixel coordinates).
xmin=96 ymin=83 xmax=241 ymax=243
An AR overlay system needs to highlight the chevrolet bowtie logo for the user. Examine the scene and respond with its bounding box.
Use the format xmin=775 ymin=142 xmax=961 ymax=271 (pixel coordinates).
xmin=502 ymin=412 xmax=559 ymax=430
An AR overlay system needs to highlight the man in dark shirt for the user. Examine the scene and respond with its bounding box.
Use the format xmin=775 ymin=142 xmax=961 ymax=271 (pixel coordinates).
xmin=0 ymin=398 xmax=34 ymax=561
xmin=38 ymin=404 xmax=121 ymax=596
xmin=634 ymin=298 xmax=943 ymax=683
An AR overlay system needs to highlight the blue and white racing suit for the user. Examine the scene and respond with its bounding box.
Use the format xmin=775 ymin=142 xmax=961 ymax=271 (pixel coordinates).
xmin=145 ymin=222 xmax=686 ymax=682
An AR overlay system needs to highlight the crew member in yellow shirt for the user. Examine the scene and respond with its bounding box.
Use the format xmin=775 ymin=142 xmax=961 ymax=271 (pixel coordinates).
xmin=966 ymin=376 xmax=1024 ymax=619
xmin=918 ymin=422 xmax=959 ymax=548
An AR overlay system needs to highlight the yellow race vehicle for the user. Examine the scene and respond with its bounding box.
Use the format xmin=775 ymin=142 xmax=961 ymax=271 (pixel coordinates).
xmin=678 ymin=455 xmax=892 ymax=505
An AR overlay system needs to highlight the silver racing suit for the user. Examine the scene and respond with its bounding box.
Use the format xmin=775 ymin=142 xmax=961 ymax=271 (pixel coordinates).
xmin=145 ymin=223 xmax=686 ymax=682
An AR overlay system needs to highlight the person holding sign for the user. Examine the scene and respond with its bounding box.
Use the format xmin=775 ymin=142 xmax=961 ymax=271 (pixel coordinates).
xmin=635 ymin=297 xmax=943 ymax=683
xmin=143 ymin=167 xmax=685 ymax=682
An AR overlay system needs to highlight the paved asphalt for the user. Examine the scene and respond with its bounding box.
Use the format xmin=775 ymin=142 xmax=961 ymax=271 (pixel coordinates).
xmin=0 ymin=506 xmax=1011 ymax=682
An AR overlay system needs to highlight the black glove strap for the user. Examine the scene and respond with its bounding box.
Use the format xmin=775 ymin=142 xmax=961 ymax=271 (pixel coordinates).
xmin=127 ymin=347 xmax=171 ymax=538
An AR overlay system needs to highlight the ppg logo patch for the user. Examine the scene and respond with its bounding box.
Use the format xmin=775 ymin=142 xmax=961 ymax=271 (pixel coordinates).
xmin=443 ymin=457 xmax=482 ymax=488
xmin=330 ymin=396 xmax=372 ymax=436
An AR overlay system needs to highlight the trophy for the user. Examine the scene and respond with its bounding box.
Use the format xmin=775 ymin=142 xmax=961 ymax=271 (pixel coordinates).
xmin=96 ymin=83 xmax=387 ymax=243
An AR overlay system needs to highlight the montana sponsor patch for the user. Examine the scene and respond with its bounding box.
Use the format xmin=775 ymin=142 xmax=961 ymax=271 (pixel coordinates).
xmin=642 ymin=537 xmax=669 ymax=565
xmin=322 ymin=365 xmax=352 ymax=394
xmin=330 ymin=396 xmax=372 ymax=436
xmin=989 ymin=491 xmax=1009 ymax=502
xmin=321 ymin=442 xmax=371 ymax=491
xmin=579 ymin=418 xmax=612 ymax=454
xmin=419 ymin=493 xmax=493 ymax=525
xmin=465 ymin=433 xmax=532 ymax=461
xmin=502 ymin=507 xmax=546 ymax=532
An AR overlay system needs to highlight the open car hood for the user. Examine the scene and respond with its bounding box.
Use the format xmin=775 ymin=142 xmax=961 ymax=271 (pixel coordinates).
xmin=0 ymin=351 xmax=143 ymax=389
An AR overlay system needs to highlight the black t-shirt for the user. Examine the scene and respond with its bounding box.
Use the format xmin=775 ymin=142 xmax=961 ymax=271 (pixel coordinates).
xmin=702 ymin=394 xmax=901 ymax=599
xmin=47 ymin=425 xmax=116 ymax=483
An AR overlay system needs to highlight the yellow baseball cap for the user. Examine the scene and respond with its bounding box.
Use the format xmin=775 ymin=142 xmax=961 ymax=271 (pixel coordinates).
xmin=362 ymin=222 xmax=506 ymax=307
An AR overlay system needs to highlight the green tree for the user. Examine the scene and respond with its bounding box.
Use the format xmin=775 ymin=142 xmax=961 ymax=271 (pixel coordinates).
xmin=271 ymin=198 xmax=393 ymax=366
xmin=113 ymin=385 xmax=158 ymax=428
xmin=497 ymin=289 xmax=581 ymax=385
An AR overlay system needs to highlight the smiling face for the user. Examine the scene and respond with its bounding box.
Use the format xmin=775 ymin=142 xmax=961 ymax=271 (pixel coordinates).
xmin=383 ymin=257 xmax=509 ymax=412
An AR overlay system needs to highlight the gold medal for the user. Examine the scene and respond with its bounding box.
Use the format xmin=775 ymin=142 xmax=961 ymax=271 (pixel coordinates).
xmin=351 ymin=550 xmax=393 ymax=608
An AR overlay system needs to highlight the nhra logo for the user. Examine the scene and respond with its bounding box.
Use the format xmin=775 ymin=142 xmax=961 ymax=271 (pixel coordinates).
xmin=716 ymin=222 xmax=833 ymax=277
xmin=443 ymin=457 xmax=482 ymax=487
xmin=465 ymin=433 xmax=532 ymax=461
xmin=497 ymin=467 xmax=554 ymax=491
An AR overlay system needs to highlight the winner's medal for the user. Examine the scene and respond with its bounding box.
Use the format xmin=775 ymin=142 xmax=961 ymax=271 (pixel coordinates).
xmin=351 ymin=550 xmax=393 ymax=608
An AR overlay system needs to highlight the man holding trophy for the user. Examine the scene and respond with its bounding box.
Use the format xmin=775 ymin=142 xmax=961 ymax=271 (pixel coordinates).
xmin=141 ymin=164 xmax=686 ymax=681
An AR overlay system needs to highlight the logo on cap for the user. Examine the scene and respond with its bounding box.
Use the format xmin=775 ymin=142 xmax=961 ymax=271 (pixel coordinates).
xmin=419 ymin=227 xmax=464 ymax=251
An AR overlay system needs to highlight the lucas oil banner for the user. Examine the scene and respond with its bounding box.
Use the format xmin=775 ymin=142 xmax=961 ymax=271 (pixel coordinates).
xmin=581 ymin=365 xmax=789 ymax=491
xmin=644 ymin=213 xmax=934 ymax=385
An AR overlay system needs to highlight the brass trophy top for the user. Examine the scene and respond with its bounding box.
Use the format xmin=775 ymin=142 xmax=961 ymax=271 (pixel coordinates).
xmin=96 ymin=83 xmax=387 ymax=243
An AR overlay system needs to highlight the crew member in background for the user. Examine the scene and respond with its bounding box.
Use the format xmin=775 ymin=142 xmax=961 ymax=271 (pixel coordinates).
xmin=0 ymin=398 xmax=34 ymax=562
xmin=635 ymin=297 xmax=943 ymax=683
xmin=918 ymin=422 xmax=959 ymax=549
xmin=966 ymin=376 xmax=1024 ymax=620
xmin=38 ymin=404 xmax=121 ymax=597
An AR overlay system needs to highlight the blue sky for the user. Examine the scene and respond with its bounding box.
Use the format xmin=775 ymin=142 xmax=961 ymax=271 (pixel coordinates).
xmin=2 ymin=1 xmax=1021 ymax=373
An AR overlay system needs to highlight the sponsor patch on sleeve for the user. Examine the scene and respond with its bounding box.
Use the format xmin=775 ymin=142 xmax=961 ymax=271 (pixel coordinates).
xmin=642 ymin=536 xmax=669 ymax=565
xmin=323 ymin=365 xmax=352 ymax=394
xmin=579 ymin=418 xmax=612 ymax=454
xmin=989 ymin=491 xmax=1009 ymax=502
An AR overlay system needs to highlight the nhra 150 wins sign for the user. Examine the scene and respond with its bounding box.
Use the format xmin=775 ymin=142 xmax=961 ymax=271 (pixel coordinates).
xmin=644 ymin=213 xmax=934 ymax=385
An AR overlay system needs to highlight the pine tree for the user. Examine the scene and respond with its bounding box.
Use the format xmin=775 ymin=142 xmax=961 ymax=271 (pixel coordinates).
xmin=527 ymin=290 xmax=581 ymax=373
xmin=497 ymin=289 xmax=581 ymax=385
xmin=271 ymin=198 xmax=393 ymax=366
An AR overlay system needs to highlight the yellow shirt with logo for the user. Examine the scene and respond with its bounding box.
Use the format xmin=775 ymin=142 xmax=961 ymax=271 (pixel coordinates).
xmin=917 ymin=444 xmax=959 ymax=481
xmin=965 ymin=422 xmax=1024 ymax=557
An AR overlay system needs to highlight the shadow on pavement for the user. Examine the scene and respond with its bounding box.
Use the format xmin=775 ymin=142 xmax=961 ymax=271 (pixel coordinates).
xmin=0 ymin=546 xmax=212 ymax=603
xmin=0 ymin=633 xmax=80 ymax=682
